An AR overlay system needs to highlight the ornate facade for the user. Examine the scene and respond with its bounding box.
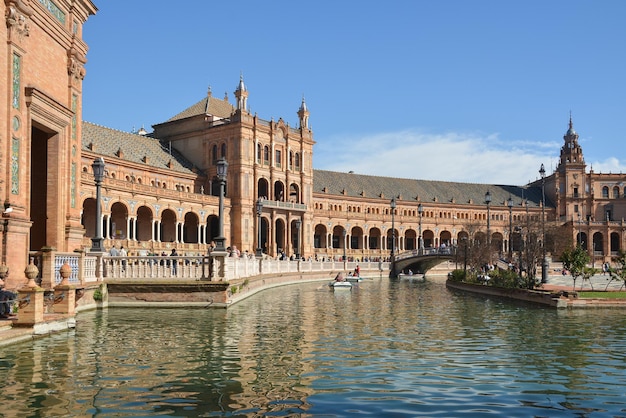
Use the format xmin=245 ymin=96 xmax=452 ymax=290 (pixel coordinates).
xmin=1 ymin=1 xmax=625 ymax=290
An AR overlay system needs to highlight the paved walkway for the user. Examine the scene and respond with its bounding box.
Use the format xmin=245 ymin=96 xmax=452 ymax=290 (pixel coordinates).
xmin=543 ymin=272 xmax=625 ymax=292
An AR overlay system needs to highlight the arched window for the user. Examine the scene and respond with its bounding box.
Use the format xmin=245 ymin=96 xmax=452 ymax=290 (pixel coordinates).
xmin=613 ymin=186 xmax=620 ymax=199
xmin=257 ymin=143 xmax=262 ymax=163
xmin=263 ymin=146 xmax=270 ymax=164
xmin=295 ymin=153 xmax=301 ymax=171
xmin=220 ymin=143 xmax=227 ymax=158
xmin=212 ymin=145 xmax=218 ymax=163
xmin=602 ymin=186 xmax=609 ymax=198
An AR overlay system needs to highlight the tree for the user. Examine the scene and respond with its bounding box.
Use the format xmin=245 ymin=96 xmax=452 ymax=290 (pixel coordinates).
xmin=605 ymin=250 xmax=626 ymax=291
xmin=561 ymin=246 xmax=590 ymax=291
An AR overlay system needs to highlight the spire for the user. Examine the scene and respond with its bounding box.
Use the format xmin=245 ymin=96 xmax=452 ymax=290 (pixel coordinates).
xmin=557 ymin=112 xmax=584 ymax=170
xmin=234 ymin=72 xmax=248 ymax=111
xmin=297 ymin=95 xmax=310 ymax=129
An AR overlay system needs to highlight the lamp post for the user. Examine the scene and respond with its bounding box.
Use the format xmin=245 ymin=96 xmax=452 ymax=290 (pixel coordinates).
xmin=540 ymin=163 xmax=548 ymax=283
xmin=462 ymin=236 xmax=468 ymax=278
xmin=255 ymin=198 xmax=264 ymax=258
xmin=507 ymin=196 xmax=513 ymax=262
xmin=417 ymin=203 xmax=423 ymax=253
xmin=485 ymin=190 xmax=492 ymax=256
xmin=342 ymin=229 xmax=347 ymax=261
xmin=390 ymin=198 xmax=396 ymax=259
xmin=90 ymin=157 xmax=105 ymax=252
xmin=295 ymin=219 xmax=302 ymax=260
xmin=214 ymin=158 xmax=228 ymax=252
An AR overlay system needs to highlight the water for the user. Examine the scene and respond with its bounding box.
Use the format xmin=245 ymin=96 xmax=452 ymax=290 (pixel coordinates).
xmin=2 ymin=276 xmax=626 ymax=417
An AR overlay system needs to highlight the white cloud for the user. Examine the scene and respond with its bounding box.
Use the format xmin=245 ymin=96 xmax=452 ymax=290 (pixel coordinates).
xmin=589 ymin=157 xmax=626 ymax=175
xmin=314 ymin=129 xmax=560 ymax=185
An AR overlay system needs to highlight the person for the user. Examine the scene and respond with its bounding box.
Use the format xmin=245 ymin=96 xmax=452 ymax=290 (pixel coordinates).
xmin=119 ymin=246 xmax=127 ymax=271
xmin=355 ymin=265 xmax=361 ymax=277
xmin=334 ymin=272 xmax=344 ymax=282
xmin=0 ymin=275 xmax=16 ymax=319
xmin=170 ymin=248 xmax=178 ymax=275
xmin=109 ymin=245 xmax=118 ymax=257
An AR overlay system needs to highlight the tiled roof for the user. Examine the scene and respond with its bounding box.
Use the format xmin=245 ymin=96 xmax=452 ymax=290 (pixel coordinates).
xmin=166 ymin=95 xmax=235 ymax=123
xmin=82 ymin=122 xmax=199 ymax=174
xmin=313 ymin=169 xmax=548 ymax=208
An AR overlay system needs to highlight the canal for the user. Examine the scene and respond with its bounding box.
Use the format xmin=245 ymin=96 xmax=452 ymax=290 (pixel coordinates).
xmin=1 ymin=275 xmax=625 ymax=417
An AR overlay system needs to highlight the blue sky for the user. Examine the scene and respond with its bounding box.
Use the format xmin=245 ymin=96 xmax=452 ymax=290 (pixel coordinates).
xmin=82 ymin=1 xmax=626 ymax=185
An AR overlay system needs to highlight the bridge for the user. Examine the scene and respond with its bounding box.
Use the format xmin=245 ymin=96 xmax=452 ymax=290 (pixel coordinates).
xmin=391 ymin=247 xmax=457 ymax=278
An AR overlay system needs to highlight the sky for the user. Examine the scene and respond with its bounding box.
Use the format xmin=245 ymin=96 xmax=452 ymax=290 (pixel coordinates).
xmin=82 ymin=1 xmax=626 ymax=186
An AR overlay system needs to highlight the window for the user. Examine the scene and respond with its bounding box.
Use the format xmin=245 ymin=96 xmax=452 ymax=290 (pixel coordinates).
xmin=263 ymin=146 xmax=270 ymax=164
xmin=613 ymin=187 xmax=620 ymax=198
xmin=602 ymin=186 xmax=609 ymax=198
xmin=256 ymin=143 xmax=262 ymax=163
xmin=295 ymin=153 xmax=301 ymax=170
xmin=573 ymin=187 xmax=579 ymax=198
xmin=275 ymin=149 xmax=282 ymax=167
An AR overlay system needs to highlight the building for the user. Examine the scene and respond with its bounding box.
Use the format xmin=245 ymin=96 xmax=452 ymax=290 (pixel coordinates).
xmin=1 ymin=1 xmax=624 ymax=289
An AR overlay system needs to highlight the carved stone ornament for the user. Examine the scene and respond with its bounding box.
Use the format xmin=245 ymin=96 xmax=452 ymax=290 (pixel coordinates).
xmin=5 ymin=1 xmax=33 ymax=40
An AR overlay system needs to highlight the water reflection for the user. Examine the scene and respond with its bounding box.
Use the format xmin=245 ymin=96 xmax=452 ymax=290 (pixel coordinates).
xmin=1 ymin=276 xmax=626 ymax=416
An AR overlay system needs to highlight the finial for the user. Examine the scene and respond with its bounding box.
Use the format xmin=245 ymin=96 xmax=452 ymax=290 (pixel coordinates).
xmin=207 ymin=86 xmax=212 ymax=97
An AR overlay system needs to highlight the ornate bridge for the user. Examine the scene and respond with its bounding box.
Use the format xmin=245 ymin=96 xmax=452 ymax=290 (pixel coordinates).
xmin=391 ymin=247 xmax=457 ymax=278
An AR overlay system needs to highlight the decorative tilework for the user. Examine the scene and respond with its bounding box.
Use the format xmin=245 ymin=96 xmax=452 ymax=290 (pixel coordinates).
xmin=38 ymin=0 xmax=66 ymax=24
xmin=11 ymin=138 xmax=19 ymax=194
xmin=12 ymin=53 xmax=20 ymax=109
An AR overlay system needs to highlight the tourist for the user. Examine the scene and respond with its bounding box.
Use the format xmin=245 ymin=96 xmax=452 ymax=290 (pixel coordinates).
xmin=119 ymin=246 xmax=127 ymax=271
xmin=170 ymin=248 xmax=178 ymax=275
xmin=0 ymin=275 xmax=16 ymax=319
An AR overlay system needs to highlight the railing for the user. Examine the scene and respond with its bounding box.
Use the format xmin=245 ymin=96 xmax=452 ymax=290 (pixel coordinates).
xmin=394 ymin=247 xmax=457 ymax=261
xmin=26 ymin=251 xmax=389 ymax=287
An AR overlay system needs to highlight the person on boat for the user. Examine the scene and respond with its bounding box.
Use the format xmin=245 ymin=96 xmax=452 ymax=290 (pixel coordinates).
xmin=334 ymin=272 xmax=344 ymax=282
xmin=408 ymin=269 xmax=413 ymax=276
xmin=355 ymin=265 xmax=360 ymax=277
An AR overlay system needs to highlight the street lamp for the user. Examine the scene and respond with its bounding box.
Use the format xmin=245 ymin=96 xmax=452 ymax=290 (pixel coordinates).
xmin=540 ymin=163 xmax=548 ymax=283
xmin=295 ymin=219 xmax=302 ymax=260
xmin=214 ymin=158 xmax=228 ymax=252
xmin=417 ymin=203 xmax=423 ymax=253
xmin=507 ymin=196 xmax=513 ymax=262
xmin=255 ymin=197 xmax=264 ymax=258
xmin=485 ymin=190 xmax=492 ymax=250
xmin=342 ymin=229 xmax=347 ymax=261
xmin=390 ymin=197 xmax=396 ymax=259
xmin=90 ymin=157 xmax=105 ymax=252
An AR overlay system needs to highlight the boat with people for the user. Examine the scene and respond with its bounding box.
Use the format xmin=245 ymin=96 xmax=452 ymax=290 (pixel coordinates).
xmin=329 ymin=272 xmax=353 ymax=290
xmin=397 ymin=269 xmax=425 ymax=281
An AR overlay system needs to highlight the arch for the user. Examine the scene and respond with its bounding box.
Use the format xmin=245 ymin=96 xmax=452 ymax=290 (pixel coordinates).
xmin=332 ymin=225 xmax=346 ymax=252
xmin=369 ymin=227 xmax=381 ymax=250
xmin=136 ymin=206 xmax=153 ymax=242
xmin=160 ymin=209 xmax=177 ymax=243
xmin=258 ymin=178 xmax=269 ymax=199
xmin=610 ymin=232 xmax=620 ymax=254
xmin=404 ymin=228 xmax=417 ymax=251
xmin=439 ymin=230 xmax=452 ymax=247
xmin=206 ymin=215 xmax=219 ymax=245
xmin=183 ymin=212 xmax=199 ymax=243
xmin=592 ymin=232 xmax=604 ymax=256
xmin=260 ymin=216 xmax=269 ymax=254
xmin=289 ymin=183 xmax=300 ymax=203
xmin=110 ymin=201 xmax=129 ymax=239
xmin=351 ymin=226 xmax=364 ymax=250
xmin=275 ymin=218 xmax=286 ymax=254
xmin=314 ymin=224 xmax=327 ymax=249
xmin=274 ymin=180 xmax=285 ymax=201
xmin=577 ymin=232 xmax=588 ymax=251
xmin=81 ymin=197 xmax=100 ymax=239
xmin=422 ymin=229 xmax=435 ymax=248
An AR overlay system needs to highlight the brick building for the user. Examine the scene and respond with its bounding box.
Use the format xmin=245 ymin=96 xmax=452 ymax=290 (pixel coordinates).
xmin=1 ymin=1 xmax=625 ymax=289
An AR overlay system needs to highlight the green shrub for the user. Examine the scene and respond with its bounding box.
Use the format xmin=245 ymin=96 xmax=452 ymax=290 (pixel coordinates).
xmin=93 ymin=284 xmax=103 ymax=301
